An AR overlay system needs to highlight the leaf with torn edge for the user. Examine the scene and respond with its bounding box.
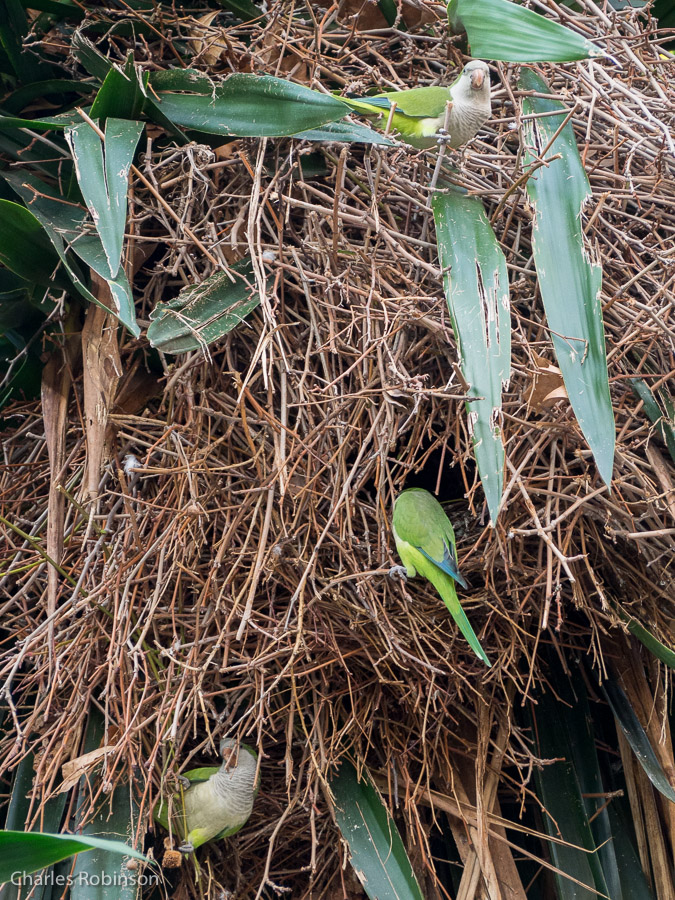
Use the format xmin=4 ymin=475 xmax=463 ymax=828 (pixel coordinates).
xmin=432 ymin=187 xmax=511 ymax=525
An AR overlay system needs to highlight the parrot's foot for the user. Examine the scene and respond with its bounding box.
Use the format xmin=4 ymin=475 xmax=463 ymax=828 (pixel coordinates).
xmin=435 ymin=128 xmax=452 ymax=147
xmin=177 ymin=775 xmax=191 ymax=789
xmin=388 ymin=565 xmax=408 ymax=583
xmin=178 ymin=841 xmax=195 ymax=854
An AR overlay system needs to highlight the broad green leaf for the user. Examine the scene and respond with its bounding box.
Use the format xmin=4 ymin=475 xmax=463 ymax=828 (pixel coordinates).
xmin=16 ymin=0 xmax=81 ymax=15
xmin=630 ymin=377 xmax=675 ymax=464
xmin=147 ymin=259 xmax=260 ymax=354
xmin=330 ymin=758 xmax=424 ymax=900
xmin=521 ymin=68 xmax=614 ymax=487
xmin=2 ymin=79 xmax=94 ymax=115
xmin=152 ymin=73 xmax=349 ymax=137
xmin=66 ymin=118 xmax=144 ymax=278
xmin=0 ymin=832 xmax=147 ymax=883
xmin=71 ymin=29 xmax=114 ymax=82
xmin=626 ymin=617 xmax=675 ymax=668
xmin=603 ymin=679 xmax=675 ymax=803
xmin=89 ymin=55 xmax=148 ymax=122
xmin=0 ymin=0 xmax=53 ymax=82
xmin=70 ymin=710 xmax=143 ymax=900
xmin=529 ymin=697 xmax=600 ymax=900
xmin=607 ymin=801 xmax=655 ymax=900
xmin=432 ymin=189 xmax=510 ymax=524
xmin=4 ymin=171 xmax=140 ymax=336
xmin=0 ymin=200 xmax=69 ymax=288
xmin=447 ymin=0 xmax=604 ymax=61
xmin=217 ymin=0 xmax=266 ymax=22
xmin=2 ymin=747 xmax=69 ymax=900
xmin=0 ymin=111 xmax=78 ymax=131
xmin=293 ymin=120 xmax=395 ymax=144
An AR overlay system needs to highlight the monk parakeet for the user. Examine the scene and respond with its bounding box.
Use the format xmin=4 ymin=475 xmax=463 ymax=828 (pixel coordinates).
xmin=340 ymin=60 xmax=491 ymax=149
xmin=391 ymin=488 xmax=491 ymax=667
xmin=155 ymin=738 xmax=259 ymax=853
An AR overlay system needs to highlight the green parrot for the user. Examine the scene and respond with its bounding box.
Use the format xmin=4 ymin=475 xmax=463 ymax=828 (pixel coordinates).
xmin=339 ymin=60 xmax=491 ymax=150
xmin=155 ymin=738 xmax=260 ymax=853
xmin=391 ymin=488 xmax=491 ymax=667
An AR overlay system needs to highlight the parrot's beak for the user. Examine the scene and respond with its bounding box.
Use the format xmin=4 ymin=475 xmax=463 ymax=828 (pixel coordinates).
xmin=470 ymin=68 xmax=486 ymax=90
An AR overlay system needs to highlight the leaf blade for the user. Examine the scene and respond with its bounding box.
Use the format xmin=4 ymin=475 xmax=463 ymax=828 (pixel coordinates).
xmin=330 ymin=759 xmax=425 ymax=900
xmin=521 ymin=68 xmax=614 ymax=486
xmin=432 ymin=189 xmax=510 ymax=524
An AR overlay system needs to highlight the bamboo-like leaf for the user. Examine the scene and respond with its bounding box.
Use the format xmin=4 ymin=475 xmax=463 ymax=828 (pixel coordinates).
xmin=152 ymin=73 xmax=349 ymax=137
xmin=66 ymin=118 xmax=144 ymax=279
xmin=521 ymin=68 xmax=614 ymax=486
xmin=431 ymin=189 xmax=510 ymax=524
xmin=4 ymin=171 xmax=139 ymax=337
xmin=147 ymin=259 xmax=261 ymax=354
xmin=603 ymin=679 xmax=675 ymax=803
xmin=330 ymin=758 xmax=424 ymax=900
xmin=529 ymin=696 xmax=603 ymax=900
xmin=2 ymin=747 xmax=70 ymax=900
xmin=626 ymin=618 xmax=675 ymax=669
xmin=630 ymin=377 xmax=675 ymax=464
xmin=218 ymin=0 xmax=266 ymax=22
xmin=293 ymin=120 xmax=394 ymax=144
xmin=447 ymin=0 xmax=605 ymax=61
xmin=0 ymin=200 xmax=69 ymax=288
xmin=89 ymin=55 xmax=148 ymax=122
xmin=0 ymin=832 xmax=147 ymax=883
xmin=70 ymin=710 xmax=143 ymax=900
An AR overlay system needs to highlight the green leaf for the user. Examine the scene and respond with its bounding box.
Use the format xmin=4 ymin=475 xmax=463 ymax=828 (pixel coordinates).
xmin=0 ymin=200 xmax=69 ymax=288
xmin=330 ymin=759 xmax=424 ymax=900
xmin=447 ymin=0 xmax=605 ymax=61
xmin=293 ymin=120 xmax=395 ymax=144
xmin=71 ymin=29 xmax=114 ymax=82
xmin=521 ymin=68 xmax=614 ymax=486
xmin=0 ymin=832 xmax=147 ymax=884
xmin=431 ymin=189 xmax=510 ymax=524
xmin=4 ymin=171 xmax=139 ymax=336
xmin=630 ymin=377 xmax=675 ymax=464
xmin=66 ymin=118 xmax=143 ymax=279
xmin=217 ymin=0 xmax=266 ymax=22
xmin=151 ymin=73 xmax=349 ymax=137
xmin=2 ymin=79 xmax=94 ymax=115
xmin=529 ymin=699 xmax=601 ymax=900
xmin=89 ymin=55 xmax=148 ymax=122
xmin=69 ymin=710 xmax=143 ymax=900
xmin=147 ymin=259 xmax=261 ymax=354
xmin=603 ymin=679 xmax=675 ymax=803
xmin=2 ymin=747 xmax=69 ymax=900
xmin=0 ymin=0 xmax=53 ymax=82
xmin=626 ymin=618 xmax=675 ymax=669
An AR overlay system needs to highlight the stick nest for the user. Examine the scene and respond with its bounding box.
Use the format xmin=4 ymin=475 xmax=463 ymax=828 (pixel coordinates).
xmin=1 ymin=0 xmax=673 ymax=896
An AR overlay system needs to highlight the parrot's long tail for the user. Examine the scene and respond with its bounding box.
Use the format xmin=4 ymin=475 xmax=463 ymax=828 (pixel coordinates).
xmin=336 ymin=95 xmax=391 ymax=117
xmin=434 ymin=574 xmax=491 ymax=668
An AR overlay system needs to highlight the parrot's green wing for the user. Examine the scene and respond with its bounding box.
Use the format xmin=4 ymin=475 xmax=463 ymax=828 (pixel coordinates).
xmin=393 ymin=489 xmax=465 ymax=584
xmin=372 ymin=86 xmax=454 ymax=119
xmin=181 ymin=765 xmax=221 ymax=784
xmin=153 ymin=765 xmax=221 ymax=834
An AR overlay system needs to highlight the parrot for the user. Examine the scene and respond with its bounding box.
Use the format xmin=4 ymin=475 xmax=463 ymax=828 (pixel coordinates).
xmin=339 ymin=60 xmax=491 ymax=150
xmin=391 ymin=488 xmax=491 ymax=667
xmin=155 ymin=738 xmax=260 ymax=853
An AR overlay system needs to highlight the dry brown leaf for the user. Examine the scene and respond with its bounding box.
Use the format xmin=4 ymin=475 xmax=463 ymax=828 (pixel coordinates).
xmin=41 ymin=312 xmax=80 ymax=658
xmin=526 ymin=352 xmax=567 ymax=413
xmin=58 ymin=745 xmax=115 ymax=793
xmin=188 ymin=12 xmax=229 ymax=68
xmin=82 ymin=274 xmax=123 ymax=499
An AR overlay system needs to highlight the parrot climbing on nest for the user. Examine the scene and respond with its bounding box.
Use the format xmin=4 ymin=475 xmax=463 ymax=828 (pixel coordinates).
xmin=155 ymin=738 xmax=259 ymax=853
xmin=391 ymin=488 xmax=491 ymax=667
xmin=339 ymin=60 xmax=491 ymax=149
